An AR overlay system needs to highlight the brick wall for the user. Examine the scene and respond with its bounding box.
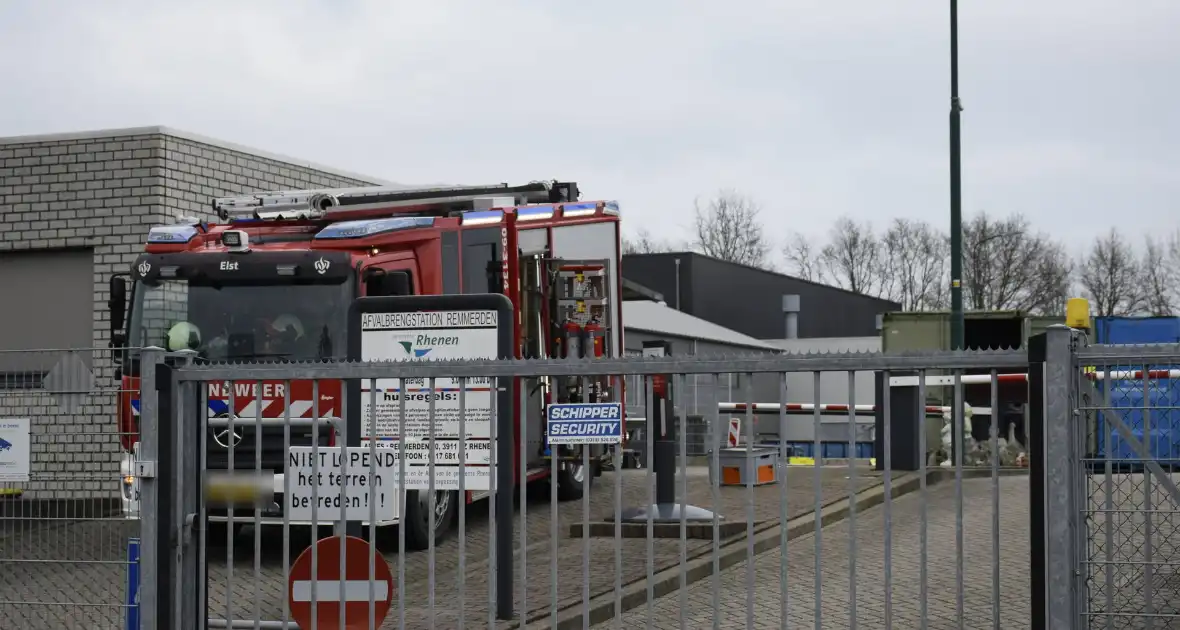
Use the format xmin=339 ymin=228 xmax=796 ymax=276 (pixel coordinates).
xmin=0 ymin=127 xmax=380 ymax=498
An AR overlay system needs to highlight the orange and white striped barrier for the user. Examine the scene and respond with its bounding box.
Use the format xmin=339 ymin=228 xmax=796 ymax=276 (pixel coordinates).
xmin=727 ymin=417 xmax=741 ymax=447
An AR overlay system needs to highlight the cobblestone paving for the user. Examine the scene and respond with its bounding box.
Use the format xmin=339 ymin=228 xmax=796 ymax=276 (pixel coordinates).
xmin=0 ymin=465 xmax=878 ymax=629
xmin=610 ymin=475 xmax=1033 ymax=629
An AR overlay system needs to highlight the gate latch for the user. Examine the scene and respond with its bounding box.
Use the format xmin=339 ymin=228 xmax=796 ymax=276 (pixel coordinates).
xmin=133 ymin=461 xmax=157 ymax=479
xmin=183 ymin=513 xmax=197 ymax=545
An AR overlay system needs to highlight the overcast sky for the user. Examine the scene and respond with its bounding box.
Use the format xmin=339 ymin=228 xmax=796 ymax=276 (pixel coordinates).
xmin=3 ymin=1 xmax=1177 ymax=263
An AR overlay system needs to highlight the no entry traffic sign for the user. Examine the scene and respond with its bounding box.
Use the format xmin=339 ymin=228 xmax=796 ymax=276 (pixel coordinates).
xmin=288 ymin=535 xmax=393 ymax=630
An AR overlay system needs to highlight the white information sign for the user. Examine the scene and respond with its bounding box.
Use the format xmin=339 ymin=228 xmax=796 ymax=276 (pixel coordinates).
xmin=0 ymin=418 xmax=30 ymax=483
xmin=359 ymin=309 xmax=498 ymax=491
xmin=287 ymin=447 xmax=400 ymax=522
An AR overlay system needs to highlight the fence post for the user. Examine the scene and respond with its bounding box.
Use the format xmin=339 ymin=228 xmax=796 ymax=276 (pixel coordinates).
xmin=136 ymin=347 xmax=163 ymax=629
xmin=173 ymin=353 xmax=203 ymax=630
xmin=1028 ymin=325 xmax=1081 ymax=629
xmin=152 ymin=352 xmax=202 ymax=630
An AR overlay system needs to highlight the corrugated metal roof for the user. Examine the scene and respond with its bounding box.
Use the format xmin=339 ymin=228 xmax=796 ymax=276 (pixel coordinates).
xmin=623 ymin=300 xmax=781 ymax=351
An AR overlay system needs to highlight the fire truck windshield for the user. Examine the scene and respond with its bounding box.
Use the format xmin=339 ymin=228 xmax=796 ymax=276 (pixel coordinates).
xmin=126 ymin=280 xmax=351 ymax=363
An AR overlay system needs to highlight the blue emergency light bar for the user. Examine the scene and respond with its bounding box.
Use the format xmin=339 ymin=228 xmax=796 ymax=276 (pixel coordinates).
xmin=561 ymin=202 xmax=598 ymax=218
xmin=314 ymin=216 xmax=436 ymax=240
xmin=516 ymin=205 xmax=555 ymax=222
xmin=460 ymin=210 xmax=504 ymax=226
xmin=147 ymin=224 xmax=200 ymax=244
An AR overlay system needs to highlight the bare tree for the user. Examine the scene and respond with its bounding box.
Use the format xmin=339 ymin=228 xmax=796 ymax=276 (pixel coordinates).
xmin=960 ymin=212 xmax=1070 ymax=314
xmin=622 ymin=228 xmax=676 ymax=255
xmin=782 ymin=232 xmax=823 ymax=282
xmin=1078 ymin=228 xmax=1141 ymax=317
xmin=783 ymin=217 xmax=948 ymax=307
xmin=1029 ymin=241 xmax=1074 ymax=317
xmin=690 ymin=190 xmax=770 ymax=267
xmin=880 ymin=218 xmax=949 ymax=310
xmin=1138 ymin=234 xmax=1179 ymax=316
xmin=815 ymin=217 xmax=883 ymax=296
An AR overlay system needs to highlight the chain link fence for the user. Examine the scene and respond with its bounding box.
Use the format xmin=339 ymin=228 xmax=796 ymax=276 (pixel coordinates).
xmin=1076 ymin=347 xmax=1180 ymax=628
xmin=0 ymin=348 xmax=142 ymax=629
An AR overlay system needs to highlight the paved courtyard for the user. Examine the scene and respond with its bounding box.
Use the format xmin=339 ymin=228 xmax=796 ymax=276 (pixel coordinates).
xmin=610 ymin=476 xmax=1033 ymax=629
xmin=609 ymin=472 xmax=1180 ymax=629
xmin=0 ymin=465 xmax=879 ymax=629
xmin=10 ymin=467 xmax=1171 ymax=629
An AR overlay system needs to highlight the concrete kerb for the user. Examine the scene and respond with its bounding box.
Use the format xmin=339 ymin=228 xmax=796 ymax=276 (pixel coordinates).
xmin=525 ymin=466 xmax=1030 ymax=630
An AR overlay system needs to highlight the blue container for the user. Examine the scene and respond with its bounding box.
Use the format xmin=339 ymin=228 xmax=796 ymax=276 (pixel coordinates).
xmin=1091 ymin=316 xmax=1180 ymax=464
xmin=786 ymin=442 xmax=814 ymax=457
xmin=1094 ymin=316 xmax=1180 ymax=344
xmin=1097 ymin=380 xmax=1180 ymax=464
xmin=773 ymin=441 xmax=876 ymax=459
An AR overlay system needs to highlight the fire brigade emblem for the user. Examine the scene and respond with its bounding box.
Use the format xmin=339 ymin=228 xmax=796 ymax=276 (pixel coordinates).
xmin=137 ymin=261 xmax=151 ymax=276
xmin=313 ymin=257 xmax=330 ymax=275
xmin=398 ymin=341 xmax=432 ymax=358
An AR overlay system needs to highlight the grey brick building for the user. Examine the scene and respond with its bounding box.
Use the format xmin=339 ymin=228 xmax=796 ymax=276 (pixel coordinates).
xmin=0 ymin=126 xmax=388 ymax=498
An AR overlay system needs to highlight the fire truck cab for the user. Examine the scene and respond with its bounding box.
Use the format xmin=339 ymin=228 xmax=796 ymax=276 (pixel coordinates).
xmin=109 ymin=180 xmax=624 ymax=550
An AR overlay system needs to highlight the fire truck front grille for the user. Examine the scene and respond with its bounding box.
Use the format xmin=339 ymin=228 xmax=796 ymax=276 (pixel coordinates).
xmin=206 ymin=423 xmax=334 ymax=473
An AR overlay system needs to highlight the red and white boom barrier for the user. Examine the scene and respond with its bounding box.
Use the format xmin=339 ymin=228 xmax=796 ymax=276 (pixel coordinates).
xmin=718 ymin=402 xmax=991 ymax=416
xmin=888 ymin=368 xmax=1180 ymax=388
xmin=717 ymin=368 xmax=1180 ymax=417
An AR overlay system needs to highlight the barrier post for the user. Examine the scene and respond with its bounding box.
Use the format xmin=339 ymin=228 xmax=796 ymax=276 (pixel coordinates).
xmin=874 ymin=370 xmax=922 ymax=471
xmin=620 ymin=340 xmax=716 ymax=522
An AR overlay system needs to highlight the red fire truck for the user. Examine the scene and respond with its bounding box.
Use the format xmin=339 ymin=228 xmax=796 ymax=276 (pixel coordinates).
xmin=108 ymin=181 xmax=624 ymax=550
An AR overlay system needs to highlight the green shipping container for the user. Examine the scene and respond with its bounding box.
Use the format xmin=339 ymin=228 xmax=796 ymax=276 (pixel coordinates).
xmin=881 ymin=310 xmax=1064 ymax=448
xmin=881 ymin=310 xmax=1065 ymax=353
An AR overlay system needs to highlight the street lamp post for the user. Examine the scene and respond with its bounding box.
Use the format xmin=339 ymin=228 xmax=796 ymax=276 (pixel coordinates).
xmin=949 ymin=0 xmax=965 ymax=350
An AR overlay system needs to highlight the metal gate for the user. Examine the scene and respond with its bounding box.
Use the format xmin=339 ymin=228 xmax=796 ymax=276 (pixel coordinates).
xmin=19 ymin=333 xmax=1178 ymax=628
xmin=129 ymin=343 xmax=1061 ymax=629
xmin=1035 ymin=326 xmax=1180 ymax=629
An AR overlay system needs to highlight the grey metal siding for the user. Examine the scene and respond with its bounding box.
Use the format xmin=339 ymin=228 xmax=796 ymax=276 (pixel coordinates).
xmin=690 ymin=255 xmax=896 ymax=339
xmin=0 ymin=129 xmax=379 ymax=496
xmin=622 ymin=252 xmax=898 ymax=339
xmin=622 ymin=329 xmax=780 ymax=430
xmin=621 ymin=254 xmax=693 ymax=311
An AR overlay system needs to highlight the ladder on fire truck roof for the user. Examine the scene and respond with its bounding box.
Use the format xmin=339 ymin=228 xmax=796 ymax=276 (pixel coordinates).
xmin=211 ymin=180 xmax=580 ymax=221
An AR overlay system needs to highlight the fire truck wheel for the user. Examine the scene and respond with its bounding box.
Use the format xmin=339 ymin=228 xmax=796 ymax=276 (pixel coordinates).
xmin=401 ymin=490 xmax=458 ymax=551
xmin=556 ymin=462 xmax=590 ymax=502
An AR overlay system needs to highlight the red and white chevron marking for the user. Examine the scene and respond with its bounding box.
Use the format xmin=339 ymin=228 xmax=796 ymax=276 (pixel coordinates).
xmin=206 ymin=380 xmax=342 ymax=418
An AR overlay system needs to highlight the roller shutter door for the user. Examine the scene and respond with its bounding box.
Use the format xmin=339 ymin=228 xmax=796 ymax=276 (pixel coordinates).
xmin=0 ymin=250 xmax=94 ymax=387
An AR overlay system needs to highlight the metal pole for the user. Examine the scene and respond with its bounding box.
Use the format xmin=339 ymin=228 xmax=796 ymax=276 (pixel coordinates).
xmin=949 ymin=0 xmax=965 ymax=350
xmin=674 ymin=258 xmax=681 ymax=310
xmin=137 ymin=348 xmax=162 ymax=629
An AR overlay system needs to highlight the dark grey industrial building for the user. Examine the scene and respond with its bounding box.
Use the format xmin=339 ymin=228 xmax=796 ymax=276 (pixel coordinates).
xmin=621 ymin=252 xmax=900 ymax=340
